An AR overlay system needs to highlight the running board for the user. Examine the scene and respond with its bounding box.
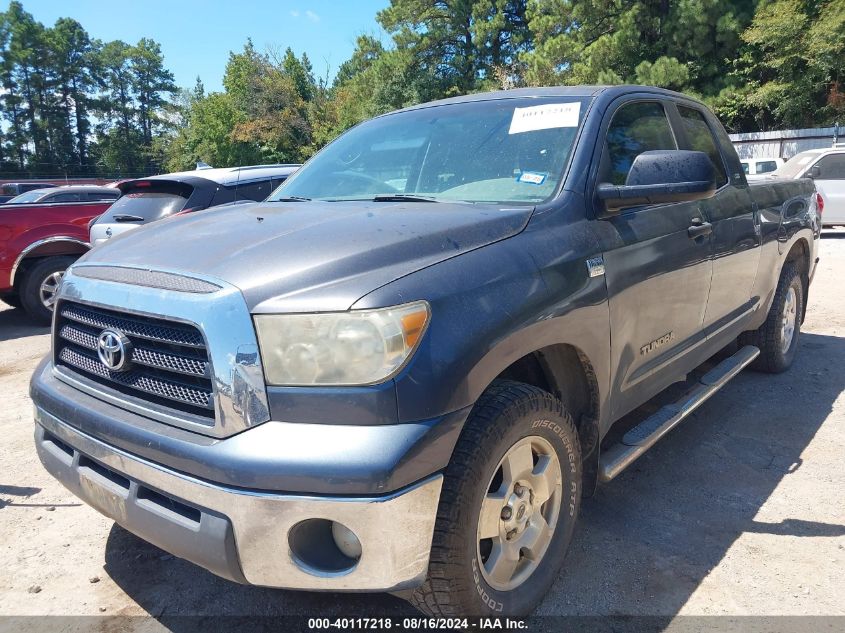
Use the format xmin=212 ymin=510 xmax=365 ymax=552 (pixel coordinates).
xmin=599 ymin=345 xmax=760 ymax=483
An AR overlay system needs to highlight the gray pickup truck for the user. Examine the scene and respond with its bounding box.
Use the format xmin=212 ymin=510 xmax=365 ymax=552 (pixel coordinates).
xmin=31 ymin=86 xmax=820 ymax=616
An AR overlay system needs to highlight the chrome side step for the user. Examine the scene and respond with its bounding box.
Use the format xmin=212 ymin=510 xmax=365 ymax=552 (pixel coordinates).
xmin=599 ymin=345 xmax=760 ymax=482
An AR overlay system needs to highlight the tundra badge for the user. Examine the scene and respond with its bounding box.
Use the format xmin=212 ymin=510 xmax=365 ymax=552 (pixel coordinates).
xmin=586 ymin=255 xmax=605 ymax=278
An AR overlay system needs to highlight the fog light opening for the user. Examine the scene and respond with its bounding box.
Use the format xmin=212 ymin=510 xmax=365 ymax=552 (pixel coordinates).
xmin=288 ymin=518 xmax=361 ymax=576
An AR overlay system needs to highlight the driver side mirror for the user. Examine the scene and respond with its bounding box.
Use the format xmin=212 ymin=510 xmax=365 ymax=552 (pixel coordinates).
xmin=598 ymin=150 xmax=716 ymax=213
xmin=805 ymin=165 xmax=821 ymax=179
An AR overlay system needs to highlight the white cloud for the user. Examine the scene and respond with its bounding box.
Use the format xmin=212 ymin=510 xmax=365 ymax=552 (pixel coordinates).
xmin=305 ymin=10 xmax=320 ymax=22
xmin=290 ymin=10 xmax=300 ymax=17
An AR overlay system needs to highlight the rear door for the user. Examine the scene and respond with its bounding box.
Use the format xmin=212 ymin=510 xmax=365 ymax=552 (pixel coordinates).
xmin=596 ymin=98 xmax=714 ymax=419
xmin=672 ymin=103 xmax=760 ymax=335
xmin=811 ymin=152 xmax=845 ymax=224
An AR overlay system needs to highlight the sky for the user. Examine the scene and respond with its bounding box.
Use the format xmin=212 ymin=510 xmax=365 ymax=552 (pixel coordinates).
xmin=23 ymin=0 xmax=391 ymax=92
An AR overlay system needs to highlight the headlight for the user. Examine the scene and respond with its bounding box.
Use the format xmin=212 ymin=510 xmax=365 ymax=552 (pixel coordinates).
xmin=254 ymin=301 xmax=429 ymax=386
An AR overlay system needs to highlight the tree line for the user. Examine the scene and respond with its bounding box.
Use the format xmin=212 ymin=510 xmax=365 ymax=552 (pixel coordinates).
xmin=0 ymin=1 xmax=176 ymax=177
xmin=3 ymin=0 xmax=844 ymax=177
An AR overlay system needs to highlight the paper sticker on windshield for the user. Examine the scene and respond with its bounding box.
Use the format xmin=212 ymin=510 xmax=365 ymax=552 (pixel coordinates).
xmin=517 ymin=171 xmax=547 ymax=185
xmin=509 ymin=102 xmax=580 ymax=134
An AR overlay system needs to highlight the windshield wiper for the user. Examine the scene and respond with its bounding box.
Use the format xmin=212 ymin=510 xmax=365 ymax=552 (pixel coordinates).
xmin=271 ymin=196 xmax=311 ymax=202
xmin=372 ymin=194 xmax=440 ymax=203
xmin=112 ymin=214 xmax=144 ymax=222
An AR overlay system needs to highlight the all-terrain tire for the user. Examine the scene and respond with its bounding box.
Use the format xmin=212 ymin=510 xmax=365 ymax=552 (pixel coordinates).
xmin=19 ymin=256 xmax=76 ymax=325
xmin=408 ymin=381 xmax=581 ymax=616
xmin=739 ymin=263 xmax=803 ymax=373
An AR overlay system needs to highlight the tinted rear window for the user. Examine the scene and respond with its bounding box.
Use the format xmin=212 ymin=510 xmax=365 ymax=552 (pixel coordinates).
xmin=236 ymin=179 xmax=275 ymax=201
xmin=103 ymin=183 xmax=191 ymax=222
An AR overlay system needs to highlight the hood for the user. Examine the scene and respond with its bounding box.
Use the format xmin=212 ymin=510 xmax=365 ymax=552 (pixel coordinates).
xmin=79 ymin=200 xmax=532 ymax=312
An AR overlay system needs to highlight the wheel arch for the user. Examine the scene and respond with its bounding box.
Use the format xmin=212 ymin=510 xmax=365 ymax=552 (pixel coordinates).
xmin=11 ymin=237 xmax=89 ymax=288
xmin=493 ymin=343 xmax=602 ymax=496
xmin=783 ymin=236 xmax=811 ymax=323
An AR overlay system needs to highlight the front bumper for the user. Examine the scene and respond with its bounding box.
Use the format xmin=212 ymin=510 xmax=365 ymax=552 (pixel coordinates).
xmin=35 ymin=406 xmax=443 ymax=591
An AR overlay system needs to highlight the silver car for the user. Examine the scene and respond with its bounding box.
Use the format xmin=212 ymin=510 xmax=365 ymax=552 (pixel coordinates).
xmin=769 ymin=145 xmax=845 ymax=227
xmin=89 ymin=164 xmax=299 ymax=246
xmin=4 ymin=185 xmax=120 ymax=205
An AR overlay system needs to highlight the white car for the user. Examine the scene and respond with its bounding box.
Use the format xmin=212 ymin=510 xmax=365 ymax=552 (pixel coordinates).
xmin=768 ymin=146 xmax=845 ymax=227
xmin=741 ymin=157 xmax=784 ymax=176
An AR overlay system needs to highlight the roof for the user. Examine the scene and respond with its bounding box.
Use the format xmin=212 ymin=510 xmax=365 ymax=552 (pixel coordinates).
xmin=391 ymin=85 xmax=696 ymax=115
xmin=52 ymin=185 xmax=119 ymax=193
xmin=137 ymin=164 xmax=301 ymax=187
xmin=24 ymin=185 xmax=118 ymax=195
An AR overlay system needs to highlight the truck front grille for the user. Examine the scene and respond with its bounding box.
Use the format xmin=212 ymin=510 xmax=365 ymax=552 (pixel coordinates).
xmin=54 ymin=302 xmax=215 ymax=420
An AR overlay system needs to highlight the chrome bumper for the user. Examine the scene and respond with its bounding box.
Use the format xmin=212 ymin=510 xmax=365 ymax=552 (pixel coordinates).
xmin=35 ymin=406 xmax=442 ymax=591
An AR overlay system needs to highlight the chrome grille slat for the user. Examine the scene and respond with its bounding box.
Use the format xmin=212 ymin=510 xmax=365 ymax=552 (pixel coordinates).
xmin=55 ymin=301 xmax=215 ymax=421
xmin=58 ymin=323 xmax=209 ymax=378
xmin=60 ymin=304 xmax=205 ymax=348
xmin=58 ymin=347 xmax=214 ymax=411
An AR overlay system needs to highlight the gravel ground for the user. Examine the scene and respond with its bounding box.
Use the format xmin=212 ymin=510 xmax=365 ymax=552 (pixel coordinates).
xmin=0 ymin=231 xmax=843 ymax=626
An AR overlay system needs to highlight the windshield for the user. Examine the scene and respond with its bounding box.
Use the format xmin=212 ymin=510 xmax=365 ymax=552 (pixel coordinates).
xmin=270 ymin=97 xmax=590 ymax=204
xmin=774 ymin=151 xmax=822 ymax=179
xmin=6 ymin=190 xmax=49 ymax=204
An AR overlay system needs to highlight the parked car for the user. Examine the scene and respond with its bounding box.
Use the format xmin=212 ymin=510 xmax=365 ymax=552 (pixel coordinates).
xmin=32 ymin=86 xmax=819 ymax=616
xmin=0 ymin=181 xmax=57 ymax=203
xmin=765 ymin=145 xmax=844 ymax=226
xmin=4 ymin=185 xmax=120 ymax=205
xmin=740 ymin=156 xmax=783 ymax=177
xmin=89 ymin=164 xmax=299 ymax=246
xmin=0 ymin=190 xmax=121 ymax=322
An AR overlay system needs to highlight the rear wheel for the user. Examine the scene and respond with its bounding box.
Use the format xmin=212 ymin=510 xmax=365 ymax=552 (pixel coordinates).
xmin=408 ymin=381 xmax=581 ymax=616
xmin=19 ymin=256 xmax=76 ymax=325
xmin=740 ymin=263 xmax=804 ymax=373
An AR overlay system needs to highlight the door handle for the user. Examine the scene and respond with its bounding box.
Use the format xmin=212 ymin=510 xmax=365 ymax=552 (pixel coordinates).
xmin=688 ymin=220 xmax=713 ymax=239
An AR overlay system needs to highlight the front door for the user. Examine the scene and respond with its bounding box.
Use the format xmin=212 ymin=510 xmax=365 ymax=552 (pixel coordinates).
xmin=596 ymin=99 xmax=713 ymax=420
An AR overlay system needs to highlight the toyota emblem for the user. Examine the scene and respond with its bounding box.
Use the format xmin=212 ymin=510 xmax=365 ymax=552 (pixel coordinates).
xmin=97 ymin=329 xmax=132 ymax=371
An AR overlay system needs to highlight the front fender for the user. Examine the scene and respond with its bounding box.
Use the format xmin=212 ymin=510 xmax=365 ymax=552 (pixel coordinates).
xmin=353 ymin=217 xmax=611 ymax=427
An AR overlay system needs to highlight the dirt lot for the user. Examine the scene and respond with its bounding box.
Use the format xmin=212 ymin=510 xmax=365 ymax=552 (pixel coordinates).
xmin=1 ymin=232 xmax=844 ymax=626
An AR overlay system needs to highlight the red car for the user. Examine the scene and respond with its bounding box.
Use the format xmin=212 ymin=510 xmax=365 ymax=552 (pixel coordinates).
xmin=0 ymin=186 xmax=120 ymax=323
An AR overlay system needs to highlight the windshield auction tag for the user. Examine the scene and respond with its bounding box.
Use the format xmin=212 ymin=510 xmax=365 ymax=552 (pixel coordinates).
xmin=517 ymin=171 xmax=547 ymax=185
xmin=509 ymin=102 xmax=581 ymax=134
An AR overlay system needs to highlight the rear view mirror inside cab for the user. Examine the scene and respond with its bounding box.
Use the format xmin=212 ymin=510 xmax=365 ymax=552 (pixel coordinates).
xmin=598 ymin=150 xmax=717 ymax=213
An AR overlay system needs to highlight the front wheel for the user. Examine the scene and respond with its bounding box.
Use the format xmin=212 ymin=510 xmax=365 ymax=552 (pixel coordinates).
xmin=19 ymin=256 xmax=76 ymax=325
xmin=409 ymin=381 xmax=581 ymax=616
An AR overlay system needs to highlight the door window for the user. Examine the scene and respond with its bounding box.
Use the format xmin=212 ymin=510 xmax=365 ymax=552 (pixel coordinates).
xmin=235 ymin=179 xmax=274 ymax=201
xmin=47 ymin=192 xmax=84 ymax=202
xmin=604 ymin=102 xmax=677 ymax=185
xmin=677 ymin=106 xmax=728 ymax=187
xmin=814 ymin=154 xmax=845 ymax=180
xmin=87 ymin=191 xmax=120 ymax=202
